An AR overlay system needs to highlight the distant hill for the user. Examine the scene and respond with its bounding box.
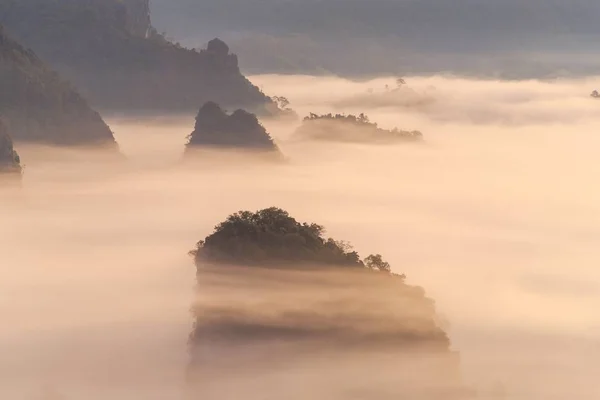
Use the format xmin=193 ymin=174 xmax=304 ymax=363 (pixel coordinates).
xmin=185 ymin=102 xmax=281 ymax=155
xmin=294 ymin=113 xmax=423 ymax=144
xmin=0 ymin=118 xmax=22 ymax=176
xmin=0 ymin=26 xmax=118 ymax=147
xmin=0 ymin=0 xmax=275 ymax=114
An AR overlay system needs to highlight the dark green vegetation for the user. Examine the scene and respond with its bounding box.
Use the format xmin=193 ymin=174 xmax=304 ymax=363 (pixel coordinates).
xmin=0 ymin=0 xmax=274 ymax=114
xmin=185 ymin=102 xmax=280 ymax=154
xmin=295 ymin=113 xmax=423 ymax=144
xmin=190 ymin=207 xmax=396 ymax=271
xmin=0 ymin=118 xmax=22 ymax=175
xmin=0 ymin=26 xmax=117 ymax=147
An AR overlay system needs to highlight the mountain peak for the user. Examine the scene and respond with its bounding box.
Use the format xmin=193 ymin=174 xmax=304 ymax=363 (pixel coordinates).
xmin=206 ymin=38 xmax=230 ymax=56
xmin=186 ymin=102 xmax=280 ymax=153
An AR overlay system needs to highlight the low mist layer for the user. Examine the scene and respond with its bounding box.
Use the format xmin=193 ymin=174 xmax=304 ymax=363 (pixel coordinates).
xmin=189 ymin=266 xmax=464 ymax=400
xmin=1 ymin=74 xmax=600 ymax=399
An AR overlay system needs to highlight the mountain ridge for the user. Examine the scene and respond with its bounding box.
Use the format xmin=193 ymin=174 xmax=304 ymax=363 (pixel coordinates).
xmin=0 ymin=25 xmax=118 ymax=147
xmin=0 ymin=0 xmax=276 ymax=114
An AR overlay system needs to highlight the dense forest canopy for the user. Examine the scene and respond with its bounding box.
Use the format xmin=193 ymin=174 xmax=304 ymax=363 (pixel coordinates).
xmin=0 ymin=0 xmax=275 ymax=114
xmin=190 ymin=207 xmax=398 ymax=273
xmin=0 ymin=25 xmax=118 ymax=147
xmin=185 ymin=102 xmax=281 ymax=153
xmin=295 ymin=112 xmax=423 ymax=143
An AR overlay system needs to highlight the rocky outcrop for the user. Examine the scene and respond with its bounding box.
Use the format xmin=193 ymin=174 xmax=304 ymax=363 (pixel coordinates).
xmin=0 ymin=26 xmax=118 ymax=147
xmin=120 ymin=0 xmax=151 ymax=38
xmin=0 ymin=0 xmax=275 ymax=114
xmin=185 ymin=102 xmax=280 ymax=153
xmin=0 ymin=119 xmax=22 ymax=176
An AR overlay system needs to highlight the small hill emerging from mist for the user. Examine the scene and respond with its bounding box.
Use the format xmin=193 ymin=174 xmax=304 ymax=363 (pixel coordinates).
xmin=185 ymin=102 xmax=280 ymax=155
xmin=0 ymin=119 xmax=22 ymax=176
xmin=0 ymin=0 xmax=274 ymax=114
xmin=190 ymin=207 xmax=392 ymax=269
xmin=188 ymin=207 xmax=445 ymax=346
xmin=294 ymin=113 xmax=423 ymax=144
xmin=0 ymin=26 xmax=117 ymax=147
xmin=188 ymin=207 xmax=466 ymax=398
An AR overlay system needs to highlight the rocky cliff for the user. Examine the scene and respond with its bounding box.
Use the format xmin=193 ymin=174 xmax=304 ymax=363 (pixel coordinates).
xmin=119 ymin=0 xmax=151 ymax=38
xmin=0 ymin=0 xmax=275 ymax=114
xmin=0 ymin=26 xmax=118 ymax=147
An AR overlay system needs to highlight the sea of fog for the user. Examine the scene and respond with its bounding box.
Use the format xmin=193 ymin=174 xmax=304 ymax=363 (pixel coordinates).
xmin=1 ymin=75 xmax=600 ymax=399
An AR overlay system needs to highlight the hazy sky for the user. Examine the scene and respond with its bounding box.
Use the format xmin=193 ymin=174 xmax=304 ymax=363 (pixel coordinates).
xmin=2 ymin=74 xmax=600 ymax=399
xmin=150 ymin=0 xmax=600 ymax=77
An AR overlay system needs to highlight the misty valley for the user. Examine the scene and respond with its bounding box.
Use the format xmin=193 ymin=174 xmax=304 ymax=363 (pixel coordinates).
xmin=1 ymin=1 xmax=600 ymax=400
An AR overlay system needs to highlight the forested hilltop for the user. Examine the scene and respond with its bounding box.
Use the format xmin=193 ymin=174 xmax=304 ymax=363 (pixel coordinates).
xmin=188 ymin=208 xmax=469 ymax=399
xmin=0 ymin=26 xmax=118 ymax=147
xmin=0 ymin=0 xmax=274 ymax=114
xmin=185 ymin=102 xmax=281 ymax=156
xmin=294 ymin=113 xmax=423 ymax=144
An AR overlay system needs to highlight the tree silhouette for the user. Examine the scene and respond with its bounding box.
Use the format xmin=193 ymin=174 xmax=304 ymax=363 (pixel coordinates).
xmin=364 ymin=253 xmax=392 ymax=273
xmin=271 ymin=96 xmax=290 ymax=110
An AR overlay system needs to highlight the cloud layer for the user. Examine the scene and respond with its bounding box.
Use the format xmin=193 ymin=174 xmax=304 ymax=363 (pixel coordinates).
xmin=1 ymin=74 xmax=600 ymax=399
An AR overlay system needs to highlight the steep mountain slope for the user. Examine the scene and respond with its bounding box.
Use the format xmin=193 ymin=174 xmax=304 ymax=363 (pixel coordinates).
xmin=0 ymin=26 xmax=117 ymax=147
xmin=0 ymin=0 xmax=274 ymax=114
